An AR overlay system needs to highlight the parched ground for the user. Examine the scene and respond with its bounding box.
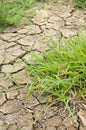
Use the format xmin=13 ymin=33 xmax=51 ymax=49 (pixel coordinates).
xmin=0 ymin=1 xmax=86 ymax=130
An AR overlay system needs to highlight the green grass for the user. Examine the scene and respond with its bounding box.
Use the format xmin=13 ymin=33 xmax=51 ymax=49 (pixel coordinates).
xmin=75 ymin=0 xmax=86 ymax=8
xmin=0 ymin=0 xmax=36 ymax=27
xmin=25 ymin=35 xmax=86 ymax=103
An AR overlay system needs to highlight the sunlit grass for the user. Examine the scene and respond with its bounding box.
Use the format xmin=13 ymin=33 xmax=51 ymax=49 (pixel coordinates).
xmin=0 ymin=0 xmax=36 ymax=27
xmin=25 ymin=35 xmax=86 ymax=103
xmin=75 ymin=0 xmax=86 ymax=8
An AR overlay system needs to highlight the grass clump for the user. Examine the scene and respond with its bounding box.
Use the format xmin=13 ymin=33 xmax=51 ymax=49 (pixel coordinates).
xmin=0 ymin=0 xmax=36 ymax=27
xmin=75 ymin=0 xmax=86 ymax=8
xmin=25 ymin=35 xmax=86 ymax=102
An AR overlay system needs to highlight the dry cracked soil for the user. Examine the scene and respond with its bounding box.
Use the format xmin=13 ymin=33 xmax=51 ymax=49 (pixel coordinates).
xmin=0 ymin=1 xmax=86 ymax=130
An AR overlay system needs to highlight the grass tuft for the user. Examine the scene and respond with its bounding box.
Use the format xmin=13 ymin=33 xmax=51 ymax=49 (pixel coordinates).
xmin=0 ymin=0 xmax=36 ymax=27
xmin=75 ymin=0 xmax=86 ymax=8
xmin=25 ymin=35 xmax=86 ymax=103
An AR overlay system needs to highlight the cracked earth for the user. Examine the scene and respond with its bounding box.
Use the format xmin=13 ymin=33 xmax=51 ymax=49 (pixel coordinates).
xmin=0 ymin=1 xmax=86 ymax=130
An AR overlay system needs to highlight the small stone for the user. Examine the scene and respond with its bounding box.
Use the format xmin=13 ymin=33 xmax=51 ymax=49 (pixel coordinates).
xmin=0 ymin=93 xmax=6 ymax=105
xmin=6 ymin=90 xmax=18 ymax=99
xmin=77 ymin=111 xmax=86 ymax=126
